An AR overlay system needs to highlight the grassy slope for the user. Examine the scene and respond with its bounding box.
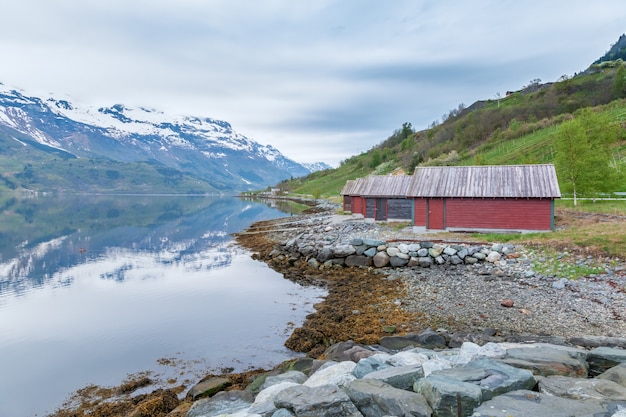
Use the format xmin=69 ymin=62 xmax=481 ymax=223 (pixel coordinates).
xmin=279 ymin=65 xmax=626 ymax=199
xmin=275 ymin=65 xmax=626 ymax=263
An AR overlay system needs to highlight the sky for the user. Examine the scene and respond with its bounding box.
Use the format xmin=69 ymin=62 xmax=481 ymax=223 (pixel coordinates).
xmin=1 ymin=1 xmax=624 ymax=167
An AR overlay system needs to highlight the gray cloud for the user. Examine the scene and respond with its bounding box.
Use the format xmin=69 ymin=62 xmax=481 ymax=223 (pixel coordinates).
xmin=1 ymin=1 xmax=624 ymax=166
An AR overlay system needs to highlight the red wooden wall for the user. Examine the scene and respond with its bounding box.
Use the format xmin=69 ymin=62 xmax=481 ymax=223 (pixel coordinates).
xmin=446 ymin=198 xmax=553 ymax=230
xmin=412 ymin=198 xmax=554 ymax=231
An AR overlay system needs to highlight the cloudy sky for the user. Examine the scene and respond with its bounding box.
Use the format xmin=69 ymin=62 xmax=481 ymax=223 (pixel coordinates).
xmin=1 ymin=1 xmax=624 ymax=166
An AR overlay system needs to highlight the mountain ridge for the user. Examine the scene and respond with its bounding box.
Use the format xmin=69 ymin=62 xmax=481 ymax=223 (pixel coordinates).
xmin=0 ymin=83 xmax=329 ymax=193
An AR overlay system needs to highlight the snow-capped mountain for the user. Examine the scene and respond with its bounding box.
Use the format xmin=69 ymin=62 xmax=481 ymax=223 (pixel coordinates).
xmin=302 ymin=161 xmax=333 ymax=172
xmin=0 ymin=83 xmax=317 ymax=191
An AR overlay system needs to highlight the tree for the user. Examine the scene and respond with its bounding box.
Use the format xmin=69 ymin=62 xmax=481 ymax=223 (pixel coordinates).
xmin=554 ymin=108 xmax=619 ymax=205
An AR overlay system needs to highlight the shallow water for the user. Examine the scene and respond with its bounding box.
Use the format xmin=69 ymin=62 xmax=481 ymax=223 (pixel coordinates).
xmin=0 ymin=195 xmax=324 ymax=417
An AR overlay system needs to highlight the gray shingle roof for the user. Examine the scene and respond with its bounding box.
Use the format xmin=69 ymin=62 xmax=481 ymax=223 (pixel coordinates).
xmin=407 ymin=164 xmax=561 ymax=198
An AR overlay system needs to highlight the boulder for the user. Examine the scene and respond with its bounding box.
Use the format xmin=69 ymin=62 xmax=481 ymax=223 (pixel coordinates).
xmin=428 ymin=245 xmax=444 ymax=257
xmin=261 ymin=371 xmax=308 ymax=390
xmin=471 ymin=389 xmax=618 ymax=417
xmin=334 ymin=244 xmax=357 ymax=257
xmin=345 ymin=255 xmax=373 ymax=267
xmin=273 ymin=384 xmax=364 ymax=417
xmin=304 ymin=361 xmax=357 ymax=388
xmin=597 ymin=362 xmax=626 ymax=387
xmin=536 ymin=375 xmax=626 ymax=401
xmin=362 ymin=238 xmax=386 ymax=247
xmin=414 ymin=373 xmax=483 ymax=417
xmin=372 ymin=252 xmax=390 ymax=268
xmin=363 ymin=247 xmax=378 ymax=257
xmin=389 ymin=256 xmax=409 ymax=267
xmin=353 ymin=353 xmax=393 ymax=378
xmin=345 ymin=379 xmax=432 ymax=417
xmin=186 ymin=390 xmax=254 ymax=417
xmin=501 ymin=344 xmax=588 ymax=377
xmin=362 ymin=364 xmax=425 ymax=390
xmin=186 ymin=377 xmax=231 ymax=401
xmin=587 ymin=346 xmax=626 ymax=377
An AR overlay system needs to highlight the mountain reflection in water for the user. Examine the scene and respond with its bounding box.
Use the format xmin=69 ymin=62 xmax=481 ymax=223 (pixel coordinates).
xmin=0 ymin=195 xmax=323 ymax=417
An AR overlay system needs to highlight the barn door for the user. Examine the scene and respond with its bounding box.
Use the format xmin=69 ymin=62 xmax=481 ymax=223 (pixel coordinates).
xmin=365 ymin=199 xmax=375 ymax=218
xmin=375 ymin=198 xmax=387 ymax=220
xmin=427 ymin=198 xmax=445 ymax=229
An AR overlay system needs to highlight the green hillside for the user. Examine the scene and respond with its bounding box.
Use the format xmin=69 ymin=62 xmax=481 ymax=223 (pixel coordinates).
xmin=277 ymin=61 xmax=626 ymax=200
xmin=0 ymin=129 xmax=220 ymax=195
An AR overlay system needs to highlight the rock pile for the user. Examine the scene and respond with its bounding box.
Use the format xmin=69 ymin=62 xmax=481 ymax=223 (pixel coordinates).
xmin=279 ymin=235 xmax=516 ymax=270
xmin=185 ymin=332 xmax=626 ymax=417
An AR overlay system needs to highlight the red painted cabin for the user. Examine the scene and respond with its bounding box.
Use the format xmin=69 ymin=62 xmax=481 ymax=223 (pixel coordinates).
xmin=407 ymin=165 xmax=561 ymax=232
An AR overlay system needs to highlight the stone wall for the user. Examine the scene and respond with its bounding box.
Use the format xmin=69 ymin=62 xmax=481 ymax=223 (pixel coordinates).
xmin=279 ymin=236 xmax=516 ymax=270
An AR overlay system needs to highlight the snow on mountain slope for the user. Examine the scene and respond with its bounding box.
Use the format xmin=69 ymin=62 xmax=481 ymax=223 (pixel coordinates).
xmin=0 ymin=83 xmax=318 ymax=190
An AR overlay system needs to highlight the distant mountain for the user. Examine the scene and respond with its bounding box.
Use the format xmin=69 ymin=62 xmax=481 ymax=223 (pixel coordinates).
xmin=594 ymin=33 xmax=626 ymax=64
xmin=302 ymin=161 xmax=333 ymax=172
xmin=0 ymin=84 xmax=319 ymax=192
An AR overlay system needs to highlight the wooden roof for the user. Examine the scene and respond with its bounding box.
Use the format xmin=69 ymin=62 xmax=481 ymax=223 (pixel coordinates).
xmin=407 ymin=164 xmax=561 ymax=198
xmin=347 ymin=175 xmax=411 ymax=198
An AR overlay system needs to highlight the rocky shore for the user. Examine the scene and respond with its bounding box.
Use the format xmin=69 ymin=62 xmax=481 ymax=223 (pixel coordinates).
xmin=52 ymin=201 xmax=626 ymax=416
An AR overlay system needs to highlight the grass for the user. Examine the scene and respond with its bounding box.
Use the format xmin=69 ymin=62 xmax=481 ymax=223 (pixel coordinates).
xmin=467 ymin=201 xmax=625 ymax=277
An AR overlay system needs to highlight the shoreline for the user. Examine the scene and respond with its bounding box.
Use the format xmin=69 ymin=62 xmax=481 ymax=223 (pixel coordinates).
xmin=49 ymin=199 xmax=626 ymax=416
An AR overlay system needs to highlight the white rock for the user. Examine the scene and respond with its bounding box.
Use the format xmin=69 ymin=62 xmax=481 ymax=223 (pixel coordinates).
xmin=487 ymin=251 xmax=502 ymax=263
xmin=422 ymin=358 xmax=452 ymax=376
xmin=304 ymin=361 xmax=357 ymax=387
xmin=387 ymin=351 xmax=430 ymax=367
xmin=254 ymin=381 xmax=300 ymax=404
xmin=459 ymin=341 xmax=481 ymax=358
xmin=478 ymin=342 xmax=507 ymax=358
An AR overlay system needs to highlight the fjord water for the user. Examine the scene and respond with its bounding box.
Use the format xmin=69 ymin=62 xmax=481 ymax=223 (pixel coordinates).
xmin=0 ymin=195 xmax=324 ymax=417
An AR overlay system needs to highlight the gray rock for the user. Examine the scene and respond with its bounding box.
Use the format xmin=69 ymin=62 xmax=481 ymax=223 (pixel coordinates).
xmin=568 ymin=336 xmax=626 ymax=349
xmin=386 ymin=247 xmax=400 ymax=257
xmin=428 ymin=245 xmax=444 ymax=257
xmin=486 ymin=251 xmax=501 ymax=263
xmin=362 ymin=364 xmax=425 ymax=390
xmin=588 ymin=346 xmax=626 ymax=377
xmin=362 ymin=238 xmax=386 ymax=247
xmin=345 ymin=255 xmax=373 ymax=267
xmin=443 ymin=246 xmax=457 ymax=256
xmin=464 ymin=256 xmax=478 ymax=264
xmin=273 ymin=384 xmax=364 ymax=417
xmin=417 ymin=256 xmax=433 ymax=267
xmin=417 ymin=248 xmax=429 ymax=257
xmin=450 ymin=255 xmax=462 ymax=265
xmin=334 ymin=244 xmax=357 ymax=257
xmin=414 ymin=373 xmax=482 ymax=417
xmin=351 ymin=238 xmax=364 ymax=246
xmin=473 ymin=252 xmax=486 ymax=260
xmin=373 ymin=252 xmax=390 ymax=268
xmin=307 ymin=258 xmax=320 ymax=268
xmin=389 ymin=256 xmax=409 ymax=267
xmin=464 ymin=358 xmax=537 ymax=400
xmin=536 ymin=375 xmax=626 ymax=401
xmin=363 ymin=247 xmax=378 ymax=257
xmin=471 ymin=389 xmax=619 ymax=417
xmin=456 ymin=248 xmax=469 ymax=259
xmin=187 ymin=377 xmax=231 ymax=401
xmin=354 ymin=245 xmax=368 ymax=256
xmin=186 ymin=390 xmax=254 ymax=417
xmin=317 ymin=247 xmax=334 ymax=262
xmin=434 ymin=255 xmax=446 ymax=265
xmin=420 ymin=241 xmax=434 ymax=249
xmin=501 ymin=344 xmax=589 ymax=377
xmin=353 ymin=353 xmax=393 ymax=378
xmin=261 ymin=371 xmax=308 ymax=390
xmin=598 ymin=362 xmax=626 ymax=387
xmin=345 ymin=379 xmax=432 ymax=417
xmin=271 ymin=408 xmax=296 ymax=417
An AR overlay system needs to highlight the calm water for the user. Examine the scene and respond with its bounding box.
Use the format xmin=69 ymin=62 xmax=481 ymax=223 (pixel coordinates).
xmin=0 ymin=195 xmax=324 ymax=417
